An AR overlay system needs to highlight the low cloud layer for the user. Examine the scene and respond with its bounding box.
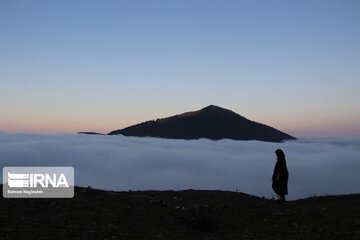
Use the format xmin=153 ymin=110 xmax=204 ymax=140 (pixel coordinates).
xmin=1 ymin=133 xmax=359 ymax=200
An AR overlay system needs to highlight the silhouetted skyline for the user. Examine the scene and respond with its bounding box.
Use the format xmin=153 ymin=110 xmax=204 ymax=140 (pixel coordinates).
xmin=108 ymin=105 xmax=296 ymax=142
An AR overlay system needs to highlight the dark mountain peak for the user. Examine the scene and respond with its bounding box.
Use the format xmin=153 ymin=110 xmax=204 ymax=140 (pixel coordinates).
xmin=178 ymin=105 xmax=237 ymax=118
xmin=192 ymin=105 xmax=232 ymax=113
xmin=108 ymin=105 xmax=296 ymax=142
xmin=200 ymin=105 xmax=235 ymax=114
xmin=202 ymin=105 xmax=225 ymax=111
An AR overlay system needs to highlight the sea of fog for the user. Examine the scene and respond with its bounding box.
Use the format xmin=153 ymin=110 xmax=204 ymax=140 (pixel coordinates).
xmin=0 ymin=132 xmax=359 ymax=200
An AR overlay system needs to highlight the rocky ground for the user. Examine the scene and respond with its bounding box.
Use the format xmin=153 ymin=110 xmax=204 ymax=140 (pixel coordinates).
xmin=0 ymin=185 xmax=359 ymax=240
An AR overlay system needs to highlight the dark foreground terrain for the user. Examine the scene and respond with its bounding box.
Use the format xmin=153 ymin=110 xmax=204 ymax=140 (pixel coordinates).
xmin=1 ymin=185 xmax=359 ymax=240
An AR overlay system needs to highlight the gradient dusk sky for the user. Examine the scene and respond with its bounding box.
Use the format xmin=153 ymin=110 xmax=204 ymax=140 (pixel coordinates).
xmin=1 ymin=0 xmax=359 ymax=137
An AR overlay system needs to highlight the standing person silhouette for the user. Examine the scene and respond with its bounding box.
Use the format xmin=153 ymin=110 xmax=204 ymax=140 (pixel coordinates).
xmin=272 ymin=149 xmax=289 ymax=203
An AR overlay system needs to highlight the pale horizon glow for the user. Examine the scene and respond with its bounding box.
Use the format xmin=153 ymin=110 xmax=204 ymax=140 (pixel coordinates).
xmin=1 ymin=0 xmax=359 ymax=137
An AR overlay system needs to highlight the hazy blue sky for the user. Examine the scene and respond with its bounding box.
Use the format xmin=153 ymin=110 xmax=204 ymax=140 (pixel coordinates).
xmin=1 ymin=0 xmax=359 ymax=137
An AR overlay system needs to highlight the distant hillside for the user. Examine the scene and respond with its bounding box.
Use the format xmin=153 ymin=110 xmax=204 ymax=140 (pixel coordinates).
xmin=1 ymin=185 xmax=358 ymax=240
xmin=108 ymin=105 xmax=296 ymax=142
xmin=78 ymin=132 xmax=104 ymax=135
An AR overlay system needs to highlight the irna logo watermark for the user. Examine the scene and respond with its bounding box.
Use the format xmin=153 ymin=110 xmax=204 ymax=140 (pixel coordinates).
xmin=3 ymin=167 xmax=74 ymax=198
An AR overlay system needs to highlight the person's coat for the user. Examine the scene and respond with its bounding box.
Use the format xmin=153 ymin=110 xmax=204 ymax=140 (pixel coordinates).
xmin=272 ymin=157 xmax=289 ymax=195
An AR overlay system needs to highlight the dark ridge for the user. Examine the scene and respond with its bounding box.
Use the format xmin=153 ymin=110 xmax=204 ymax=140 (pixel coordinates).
xmin=0 ymin=184 xmax=358 ymax=240
xmin=78 ymin=132 xmax=104 ymax=135
xmin=108 ymin=105 xmax=296 ymax=142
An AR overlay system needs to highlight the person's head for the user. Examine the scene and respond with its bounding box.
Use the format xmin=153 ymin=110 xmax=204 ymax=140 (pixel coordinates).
xmin=275 ymin=149 xmax=285 ymax=159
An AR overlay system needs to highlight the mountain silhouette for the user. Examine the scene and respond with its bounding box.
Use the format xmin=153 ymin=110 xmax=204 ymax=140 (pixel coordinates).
xmin=78 ymin=132 xmax=104 ymax=135
xmin=108 ymin=105 xmax=296 ymax=142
